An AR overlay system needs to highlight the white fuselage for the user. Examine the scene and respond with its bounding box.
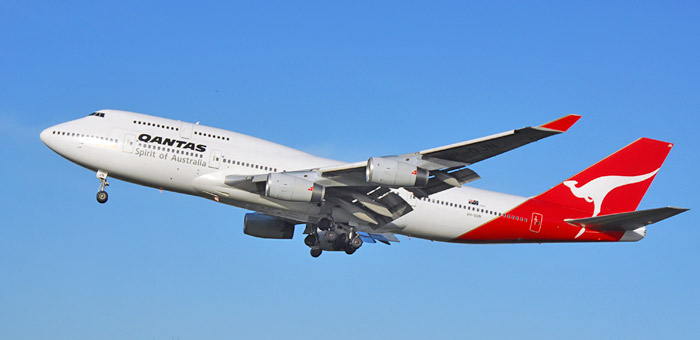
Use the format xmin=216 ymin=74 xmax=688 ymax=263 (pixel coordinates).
xmin=41 ymin=110 xmax=527 ymax=242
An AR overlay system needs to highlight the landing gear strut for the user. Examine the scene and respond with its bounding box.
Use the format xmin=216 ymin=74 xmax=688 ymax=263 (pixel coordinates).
xmin=96 ymin=170 xmax=109 ymax=204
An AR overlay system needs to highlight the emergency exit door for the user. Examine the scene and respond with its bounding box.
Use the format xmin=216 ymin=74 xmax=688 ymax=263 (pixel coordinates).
xmin=209 ymin=150 xmax=222 ymax=169
xmin=123 ymin=134 xmax=135 ymax=153
xmin=530 ymin=213 xmax=543 ymax=233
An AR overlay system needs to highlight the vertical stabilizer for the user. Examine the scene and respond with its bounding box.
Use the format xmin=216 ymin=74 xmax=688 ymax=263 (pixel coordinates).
xmin=535 ymin=138 xmax=673 ymax=217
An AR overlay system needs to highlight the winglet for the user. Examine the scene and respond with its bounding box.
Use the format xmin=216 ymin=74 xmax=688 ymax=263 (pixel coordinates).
xmin=539 ymin=114 xmax=581 ymax=132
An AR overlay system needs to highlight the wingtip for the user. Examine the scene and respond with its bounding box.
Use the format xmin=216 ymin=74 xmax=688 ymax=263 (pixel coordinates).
xmin=540 ymin=114 xmax=582 ymax=132
xmin=637 ymin=137 xmax=674 ymax=149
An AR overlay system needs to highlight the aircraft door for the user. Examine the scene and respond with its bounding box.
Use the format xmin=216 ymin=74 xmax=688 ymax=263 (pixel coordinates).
xmin=180 ymin=122 xmax=193 ymax=139
xmin=123 ymin=134 xmax=136 ymax=153
xmin=209 ymin=150 xmax=222 ymax=169
xmin=530 ymin=213 xmax=543 ymax=233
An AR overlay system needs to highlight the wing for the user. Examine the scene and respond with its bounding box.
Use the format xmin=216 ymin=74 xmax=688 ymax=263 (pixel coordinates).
xmin=418 ymin=114 xmax=581 ymax=166
xmin=318 ymin=114 xmax=580 ymax=194
xmin=221 ymin=114 xmax=580 ymax=229
xmin=312 ymin=114 xmax=580 ymax=227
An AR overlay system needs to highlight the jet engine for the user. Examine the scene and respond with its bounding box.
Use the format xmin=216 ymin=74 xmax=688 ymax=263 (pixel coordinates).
xmin=366 ymin=157 xmax=429 ymax=187
xmin=243 ymin=213 xmax=294 ymax=239
xmin=265 ymin=173 xmax=324 ymax=202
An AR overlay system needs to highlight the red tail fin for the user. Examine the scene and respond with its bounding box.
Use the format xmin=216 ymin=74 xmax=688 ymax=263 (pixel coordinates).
xmin=536 ymin=138 xmax=673 ymax=217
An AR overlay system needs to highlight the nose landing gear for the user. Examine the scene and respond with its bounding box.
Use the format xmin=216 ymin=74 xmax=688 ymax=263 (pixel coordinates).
xmin=96 ymin=170 xmax=109 ymax=204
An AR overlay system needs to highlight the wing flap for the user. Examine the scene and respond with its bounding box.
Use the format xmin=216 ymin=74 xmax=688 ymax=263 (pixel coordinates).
xmin=358 ymin=232 xmax=400 ymax=245
xmin=564 ymin=207 xmax=688 ymax=232
xmin=408 ymin=168 xmax=480 ymax=198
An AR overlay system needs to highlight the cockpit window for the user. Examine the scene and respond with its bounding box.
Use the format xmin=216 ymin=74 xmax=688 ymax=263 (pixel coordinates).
xmin=88 ymin=112 xmax=106 ymax=118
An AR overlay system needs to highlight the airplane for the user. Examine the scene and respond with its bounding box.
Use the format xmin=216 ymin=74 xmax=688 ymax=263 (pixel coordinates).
xmin=40 ymin=110 xmax=688 ymax=257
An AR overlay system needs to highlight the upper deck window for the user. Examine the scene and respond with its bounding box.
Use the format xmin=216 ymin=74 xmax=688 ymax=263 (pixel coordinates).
xmin=88 ymin=112 xmax=105 ymax=118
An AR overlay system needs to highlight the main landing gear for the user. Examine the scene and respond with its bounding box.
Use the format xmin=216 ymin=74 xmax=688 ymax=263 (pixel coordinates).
xmin=304 ymin=217 xmax=363 ymax=258
xmin=96 ymin=170 xmax=109 ymax=204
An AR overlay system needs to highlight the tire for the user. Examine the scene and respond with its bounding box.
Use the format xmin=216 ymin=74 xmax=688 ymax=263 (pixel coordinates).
xmin=350 ymin=236 xmax=363 ymax=249
xmin=332 ymin=235 xmax=347 ymax=251
xmin=317 ymin=218 xmax=332 ymax=230
xmin=96 ymin=191 xmax=108 ymax=204
xmin=304 ymin=234 xmax=317 ymax=247
xmin=325 ymin=230 xmax=337 ymax=242
xmin=310 ymin=247 xmax=322 ymax=258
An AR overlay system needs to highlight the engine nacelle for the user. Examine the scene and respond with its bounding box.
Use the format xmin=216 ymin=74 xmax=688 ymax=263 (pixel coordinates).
xmin=366 ymin=157 xmax=429 ymax=187
xmin=243 ymin=213 xmax=294 ymax=239
xmin=265 ymin=173 xmax=324 ymax=202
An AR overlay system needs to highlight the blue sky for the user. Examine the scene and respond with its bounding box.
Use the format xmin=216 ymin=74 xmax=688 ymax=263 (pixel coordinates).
xmin=1 ymin=1 xmax=699 ymax=339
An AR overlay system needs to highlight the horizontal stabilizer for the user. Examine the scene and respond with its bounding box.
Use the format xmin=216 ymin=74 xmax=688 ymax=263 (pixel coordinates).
xmin=565 ymin=207 xmax=688 ymax=232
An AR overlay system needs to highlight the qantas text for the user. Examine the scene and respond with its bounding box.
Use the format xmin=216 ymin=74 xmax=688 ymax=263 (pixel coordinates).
xmin=138 ymin=133 xmax=207 ymax=152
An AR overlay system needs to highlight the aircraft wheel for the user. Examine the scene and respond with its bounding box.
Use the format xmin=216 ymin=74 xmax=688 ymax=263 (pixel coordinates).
xmin=96 ymin=191 xmax=108 ymax=204
xmin=304 ymin=234 xmax=317 ymax=247
xmin=310 ymin=247 xmax=322 ymax=258
xmin=349 ymin=235 xmax=363 ymax=249
xmin=345 ymin=247 xmax=356 ymax=255
xmin=332 ymin=235 xmax=347 ymax=251
xmin=325 ymin=230 xmax=337 ymax=242
xmin=317 ymin=218 xmax=332 ymax=230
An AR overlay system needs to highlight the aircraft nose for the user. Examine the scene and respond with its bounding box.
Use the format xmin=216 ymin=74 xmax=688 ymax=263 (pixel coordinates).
xmin=40 ymin=127 xmax=50 ymax=144
xmin=40 ymin=126 xmax=55 ymax=147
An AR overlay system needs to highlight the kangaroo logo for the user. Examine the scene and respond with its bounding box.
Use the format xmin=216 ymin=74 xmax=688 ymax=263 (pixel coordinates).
xmin=563 ymin=169 xmax=659 ymax=217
